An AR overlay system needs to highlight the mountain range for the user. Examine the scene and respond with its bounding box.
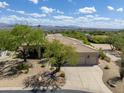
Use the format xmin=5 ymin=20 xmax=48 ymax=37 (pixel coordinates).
xmin=0 ymin=23 xmax=121 ymax=32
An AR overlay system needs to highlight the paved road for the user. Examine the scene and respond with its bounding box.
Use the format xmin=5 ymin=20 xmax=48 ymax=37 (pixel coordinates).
xmin=0 ymin=90 xmax=92 ymax=93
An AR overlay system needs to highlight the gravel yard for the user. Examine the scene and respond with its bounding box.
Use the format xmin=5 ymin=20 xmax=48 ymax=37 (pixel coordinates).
xmin=0 ymin=60 xmax=112 ymax=93
xmin=99 ymin=59 xmax=124 ymax=93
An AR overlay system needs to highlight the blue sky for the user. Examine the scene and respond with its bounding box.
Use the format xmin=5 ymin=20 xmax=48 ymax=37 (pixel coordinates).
xmin=0 ymin=0 xmax=124 ymax=28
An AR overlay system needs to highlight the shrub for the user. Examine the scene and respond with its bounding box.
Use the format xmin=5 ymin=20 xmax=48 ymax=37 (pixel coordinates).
xmin=104 ymin=57 xmax=111 ymax=62
xmin=104 ymin=65 xmax=110 ymax=69
xmin=99 ymin=49 xmax=106 ymax=59
xmin=99 ymin=49 xmax=111 ymax=62
xmin=16 ymin=63 xmax=29 ymax=71
xmin=50 ymin=67 xmax=55 ymax=71
xmin=59 ymin=71 xmax=65 ymax=78
xmin=41 ymin=64 xmax=45 ymax=68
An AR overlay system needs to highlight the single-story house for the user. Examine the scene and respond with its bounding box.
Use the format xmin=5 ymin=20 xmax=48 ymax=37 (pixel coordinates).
xmin=46 ymin=34 xmax=99 ymax=66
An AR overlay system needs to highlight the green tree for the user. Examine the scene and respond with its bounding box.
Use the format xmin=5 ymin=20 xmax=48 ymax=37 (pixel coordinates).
xmin=26 ymin=28 xmax=46 ymax=59
xmin=10 ymin=25 xmax=32 ymax=62
xmin=107 ymin=33 xmax=116 ymax=50
xmin=0 ymin=30 xmax=17 ymax=51
xmin=44 ymin=40 xmax=78 ymax=76
xmin=26 ymin=28 xmax=45 ymax=45
xmin=0 ymin=25 xmax=45 ymax=62
xmin=107 ymin=31 xmax=124 ymax=80
xmin=61 ymin=31 xmax=90 ymax=45
xmin=107 ymin=32 xmax=124 ymax=51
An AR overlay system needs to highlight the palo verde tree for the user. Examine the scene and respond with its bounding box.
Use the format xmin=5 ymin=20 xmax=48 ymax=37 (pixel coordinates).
xmin=43 ymin=40 xmax=78 ymax=76
xmin=0 ymin=25 xmax=45 ymax=62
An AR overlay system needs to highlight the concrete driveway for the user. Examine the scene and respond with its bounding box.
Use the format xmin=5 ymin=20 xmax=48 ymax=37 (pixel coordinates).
xmin=62 ymin=66 xmax=112 ymax=93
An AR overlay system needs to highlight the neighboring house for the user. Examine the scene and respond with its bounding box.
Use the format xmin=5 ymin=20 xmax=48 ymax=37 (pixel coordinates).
xmin=47 ymin=34 xmax=99 ymax=66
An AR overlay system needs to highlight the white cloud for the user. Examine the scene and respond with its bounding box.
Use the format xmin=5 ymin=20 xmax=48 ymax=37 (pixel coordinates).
xmin=40 ymin=6 xmax=55 ymax=14
xmin=7 ymin=8 xmax=15 ymax=12
xmin=40 ymin=6 xmax=64 ymax=14
xmin=6 ymin=8 xmax=46 ymax=18
xmin=107 ymin=6 xmax=114 ymax=11
xmin=16 ymin=11 xmax=25 ymax=14
xmin=93 ymin=17 xmax=110 ymax=21
xmin=107 ymin=6 xmax=123 ymax=12
xmin=7 ymin=9 xmax=26 ymax=15
xmin=29 ymin=0 xmax=39 ymax=4
xmin=53 ymin=15 xmax=73 ymax=20
xmin=56 ymin=10 xmax=64 ymax=14
xmin=1 ymin=14 xmax=124 ymax=29
xmin=79 ymin=7 xmax=96 ymax=14
xmin=0 ymin=15 xmax=54 ymax=26
xmin=0 ymin=1 xmax=9 ymax=8
xmin=29 ymin=13 xmax=46 ymax=17
xmin=117 ymin=8 xmax=123 ymax=12
xmin=85 ymin=15 xmax=94 ymax=18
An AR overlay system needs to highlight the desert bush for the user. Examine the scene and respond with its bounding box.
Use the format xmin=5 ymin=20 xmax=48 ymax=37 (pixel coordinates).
xmin=99 ymin=49 xmax=106 ymax=59
xmin=50 ymin=67 xmax=55 ymax=71
xmin=16 ymin=63 xmax=29 ymax=71
xmin=99 ymin=49 xmax=110 ymax=62
xmin=104 ymin=65 xmax=110 ymax=69
xmin=59 ymin=71 xmax=65 ymax=78
xmin=41 ymin=64 xmax=45 ymax=68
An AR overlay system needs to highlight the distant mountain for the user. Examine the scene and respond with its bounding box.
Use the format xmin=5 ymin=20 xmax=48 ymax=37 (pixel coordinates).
xmin=36 ymin=25 xmax=120 ymax=32
xmin=0 ymin=23 xmax=13 ymax=29
xmin=37 ymin=25 xmax=81 ymax=30
xmin=0 ymin=23 xmax=121 ymax=32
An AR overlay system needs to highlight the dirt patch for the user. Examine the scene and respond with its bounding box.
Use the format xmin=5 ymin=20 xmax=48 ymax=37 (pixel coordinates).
xmin=99 ymin=59 xmax=124 ymax=93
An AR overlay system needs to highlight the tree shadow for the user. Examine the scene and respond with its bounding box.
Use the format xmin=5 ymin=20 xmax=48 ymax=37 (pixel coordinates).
xmin=107 ymin=76 xmax=121 ymax=88
xmin=23 ymin=70 xmax=65 ymax=92
xmin=109 ymin=76 xmax=121 ymax=83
